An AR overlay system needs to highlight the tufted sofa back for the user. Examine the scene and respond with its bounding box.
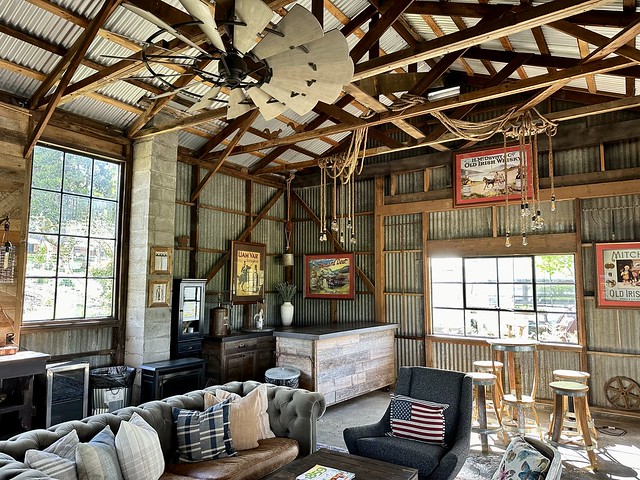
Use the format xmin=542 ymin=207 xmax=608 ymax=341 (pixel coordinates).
xmin=0 ymin=380 xmax=326 ymax=476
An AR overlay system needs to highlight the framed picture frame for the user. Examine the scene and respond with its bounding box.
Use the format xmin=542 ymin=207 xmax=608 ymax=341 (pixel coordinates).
xmin=148 ymin=279 xmax=171 ymax=308
xmin=595 ymin=242 xmax=640 ymax=308
xmin=230 ymin=241 xmax=266 ymax=304
xmin=150 ymin=246 xmax=172 ymax=275
xmin=304 ymin=253 xmax=355 ymax=300
xmin=454 ymin=144 xmax=533 ymax=207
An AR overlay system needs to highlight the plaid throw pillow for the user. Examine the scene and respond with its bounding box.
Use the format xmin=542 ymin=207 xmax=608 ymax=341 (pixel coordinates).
xmin=172 ymin=400 xmax=236 ymax=463
xmin=388 ymin=394 xmax=448 ymax=445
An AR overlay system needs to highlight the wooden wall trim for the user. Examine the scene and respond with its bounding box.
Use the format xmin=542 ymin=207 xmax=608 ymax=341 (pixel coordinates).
xmin=427 ymin=232 xmax=577 ymax=257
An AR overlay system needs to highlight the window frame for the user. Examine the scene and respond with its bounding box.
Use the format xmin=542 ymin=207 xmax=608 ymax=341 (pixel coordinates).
xmin=22 ymin=143 xmax=127 ymax=327
xmin=429 ymin=254 xmax=579 ymax=345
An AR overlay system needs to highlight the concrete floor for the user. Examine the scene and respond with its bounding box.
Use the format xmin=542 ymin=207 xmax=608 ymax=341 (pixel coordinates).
xmin=316 ymin=389 xmax=640 ymax=479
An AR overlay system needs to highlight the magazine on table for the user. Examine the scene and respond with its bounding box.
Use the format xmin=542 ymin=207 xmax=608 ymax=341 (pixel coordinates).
xmin=296 ymin=464 xmax=355 ymax=480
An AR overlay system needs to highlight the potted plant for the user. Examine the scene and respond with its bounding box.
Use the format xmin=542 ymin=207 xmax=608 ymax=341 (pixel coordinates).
xmin=275 ymin=282 xmax=296 ymax=326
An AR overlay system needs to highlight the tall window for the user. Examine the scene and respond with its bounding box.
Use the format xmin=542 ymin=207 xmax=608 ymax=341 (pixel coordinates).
xmin=430 ymin=255 xmax=577 ymax=344
xmin=23 ymin=145 xmax=122 ymax=322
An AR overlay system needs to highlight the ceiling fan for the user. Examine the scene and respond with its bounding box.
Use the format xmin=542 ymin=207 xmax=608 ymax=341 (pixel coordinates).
xmin=122 ymin=0 xmax=354 ymax=121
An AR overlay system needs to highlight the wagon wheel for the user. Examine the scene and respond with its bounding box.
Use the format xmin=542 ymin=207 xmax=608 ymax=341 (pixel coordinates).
xmin=605 ymin=376 xmax=640 ymax=410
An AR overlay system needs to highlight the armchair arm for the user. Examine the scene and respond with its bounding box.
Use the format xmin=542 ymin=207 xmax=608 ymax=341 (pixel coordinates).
xmin=343 ymin=403 xmax=392 ymax=455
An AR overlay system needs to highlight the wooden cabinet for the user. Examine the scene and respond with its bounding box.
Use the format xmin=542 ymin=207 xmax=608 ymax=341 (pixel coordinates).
xmin=171 ymin=279 xmax=207 ymax=359
xmin=202 ymin=333 xmax=275 ymax=385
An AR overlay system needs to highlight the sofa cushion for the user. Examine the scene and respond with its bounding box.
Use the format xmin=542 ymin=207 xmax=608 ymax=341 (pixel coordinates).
xmin=24 ymin=430 xmax=80 ymax=480
xmin=165 ymin=437 xmax=299 ymax=480
xmin=76 ymin=426 xmax=124 ymax=480
xmin=212 ymin=384 xmax=275 ymax=440
xmin=491 ymin=436 xmax=551 ymax=480
xmin=173 ymin=401 xmax=236 ymax=463
xmin=116 ymin=412 xmax=165 ymax=480
xmin=388 ymin=394 xmax=448 ymax=445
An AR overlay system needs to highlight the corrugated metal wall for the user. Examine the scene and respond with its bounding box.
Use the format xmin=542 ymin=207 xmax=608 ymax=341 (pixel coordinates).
xmin=378 ymin=107 xmax=640 ymax=411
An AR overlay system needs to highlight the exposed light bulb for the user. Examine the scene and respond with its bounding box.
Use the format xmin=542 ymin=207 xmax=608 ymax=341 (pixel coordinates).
xmin=339 ymin=231 xmax=345 ymax=243
xmin=350 ymin=234 xmax=356 ymax=245
xmin=505 ymin=233 xmax=511 ymax=248
xmin=522 ymin=233 xmax=528 ymax=246
xmin=330 ymin=219 xmax=339 ymax=232
xmin=347 ymin=219 xmax=352 ymax=230
xmin=550 ymin=195 xmax=556 ymax=212
xmin=535 ymin=210 xmax=544 ymax=229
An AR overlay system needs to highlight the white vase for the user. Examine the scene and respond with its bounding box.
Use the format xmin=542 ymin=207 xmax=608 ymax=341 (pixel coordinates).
xmin=280 ymin=302 xmax=294 ymax=326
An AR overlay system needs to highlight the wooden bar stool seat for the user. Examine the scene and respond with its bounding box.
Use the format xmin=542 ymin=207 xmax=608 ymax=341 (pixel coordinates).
xmin=548 ymin=381 xmax=598 ymax=470
xmin=552 ymin=369 xmax=596 ymax=439
xmin=473 ymin=360 xmax=504 ymax=413
xmin=468 ymin=372 xmax=502 ymax=453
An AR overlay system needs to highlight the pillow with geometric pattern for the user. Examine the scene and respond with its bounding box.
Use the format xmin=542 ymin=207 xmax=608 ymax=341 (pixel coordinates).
xmin=491 ymin=436 xmax=550 ymax=480
xmin=388 ymin=394 xmax=449 ymax=446
xmin=172 ymin=400 xmax=236 ymax=463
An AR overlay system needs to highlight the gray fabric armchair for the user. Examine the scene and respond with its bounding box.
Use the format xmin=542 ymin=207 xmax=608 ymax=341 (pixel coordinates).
xmin=343 ymin=367 xmax=472 ymax=480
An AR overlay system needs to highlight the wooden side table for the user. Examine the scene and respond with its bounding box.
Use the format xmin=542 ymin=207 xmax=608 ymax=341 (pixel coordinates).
xmin=488 ymin=339 xmax=541 ymax=437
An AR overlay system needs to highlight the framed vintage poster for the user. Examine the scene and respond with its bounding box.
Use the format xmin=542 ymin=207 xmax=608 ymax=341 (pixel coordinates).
xmin=148 ymin=279 xmax=171 ymax=308
xmin=454 ymin=144 xmax=533 ymax=207
xmin=304 ymin=253 xmax=355 ymax=300
xmin=595 ymin=242 xmax=640 ymax=308
xmin=230 ymin=241 xmax=266 ymax=304
xmin=150 ymin=246 xmax=172 ymax=275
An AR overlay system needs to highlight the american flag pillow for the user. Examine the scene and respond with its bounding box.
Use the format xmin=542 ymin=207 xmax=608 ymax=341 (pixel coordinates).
xmin=388 ymin=394 xmax=448 ymax=445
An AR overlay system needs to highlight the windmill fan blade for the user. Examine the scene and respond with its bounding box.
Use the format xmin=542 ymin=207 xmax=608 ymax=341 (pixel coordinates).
xmin=259 ymin=82 xmax=316 ymax=116
xmin=187 ymin=86 xmax=221 ymax=112
xmin=178 ymin=0 xmax=226 ymax=52
xmin=123 ymin=3 xmax=209 ymax=55
xmin=247 ymin=87 xmax=286 ymax=121
xmin=251 ymin=4 xmax=324 ymax=60
xmin=228 ymin=89 xmax=253 ymax=119
xmin=265 ymin=29 xmax=353 ymax=103
xmin=233 ymin=0 xmax=274 ymax=54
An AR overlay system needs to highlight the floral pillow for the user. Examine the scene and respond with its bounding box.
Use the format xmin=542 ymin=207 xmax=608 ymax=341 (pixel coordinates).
xmin=491 ymin=436 xmax=550 ymax=480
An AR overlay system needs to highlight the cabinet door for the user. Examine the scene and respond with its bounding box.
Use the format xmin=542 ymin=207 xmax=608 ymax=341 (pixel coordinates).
xmin=226 ymin=352 xmax=255 ymax=382
xmin=254 ymin=348 xmax=274 ymax=381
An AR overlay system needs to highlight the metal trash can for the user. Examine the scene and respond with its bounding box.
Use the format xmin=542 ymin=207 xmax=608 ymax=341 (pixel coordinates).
xmin=89 ymin=366 xmax=136 ymax=414
xmin=265 ymin=366 xmax=300 ymax=388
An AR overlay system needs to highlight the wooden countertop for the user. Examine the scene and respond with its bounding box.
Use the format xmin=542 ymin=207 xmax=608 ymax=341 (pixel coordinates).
xmin=272 ymin=322 xmax=398 ymax=340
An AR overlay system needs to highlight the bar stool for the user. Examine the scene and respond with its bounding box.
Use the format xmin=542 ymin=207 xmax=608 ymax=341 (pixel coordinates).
xmin=473 ymin=360 xmax=504 ymax=413
xmin=552 ymin=369 xmax=597 ymax=439
xmin=548 ymin=380 xmax=598 ymax=470
xmin=488 ymin=339 xmax=541 ymax=437
xmin=468 ymin=372 xmax=502 ymax=453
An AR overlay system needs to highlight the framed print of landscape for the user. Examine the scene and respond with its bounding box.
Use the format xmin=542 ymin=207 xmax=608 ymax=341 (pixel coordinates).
xmin=304 ymin=253 xmax=355 ymax=300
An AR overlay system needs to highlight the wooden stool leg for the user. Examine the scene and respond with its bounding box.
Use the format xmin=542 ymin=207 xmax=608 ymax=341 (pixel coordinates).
xmin=550 ymin=393 xmax=564 ymax=443
xmin=575 ymin=396 xmax=598 ymax=471
xmin=478 ymin=384 xmax=489 ymax=454
xmin=490 ymin=383 xmax=502 ymax=424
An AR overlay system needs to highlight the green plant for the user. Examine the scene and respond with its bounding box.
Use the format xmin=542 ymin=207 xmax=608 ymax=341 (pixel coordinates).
xmin=274 ymin=282 xmax=297 ymax=302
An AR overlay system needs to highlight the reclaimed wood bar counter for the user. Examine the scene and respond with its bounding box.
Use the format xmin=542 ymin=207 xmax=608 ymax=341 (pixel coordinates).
xmin=273 ymin=322 xmax=397 ymax=406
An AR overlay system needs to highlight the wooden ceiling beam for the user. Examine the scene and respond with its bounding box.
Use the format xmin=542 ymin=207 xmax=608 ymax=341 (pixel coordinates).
xmin=196 ymin=110 xmax=255 ymax=159
xmin=349 ymin=0 xmax=415 ymax=64
xmin=338 ymin=4 xmax=377 ymax=37
xmin=24 ymin=0 xmax=122 ymax=159
xmin=404 ymin=2 xmax=638 ymax=28
xmin=133 ymin=107 xmax=227 ymax=139
xmin=190 ymin=110 xmax=259 ymax=203
xmin=230 ymin=55 xmax=636 ymax=154
xmin=353 ymin=0 xmax=615 ymax=81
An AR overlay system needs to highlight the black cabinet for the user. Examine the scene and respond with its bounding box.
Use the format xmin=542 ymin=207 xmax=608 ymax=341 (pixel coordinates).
xmin=171 ymin=279 xmax=207 ymax=359
xmin=139 ymin=358 xmax=205 ymax=403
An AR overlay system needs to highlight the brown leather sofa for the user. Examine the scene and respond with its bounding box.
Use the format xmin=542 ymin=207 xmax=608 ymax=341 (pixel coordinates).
xmin=0 ymin=380 xmax=326 ymax=479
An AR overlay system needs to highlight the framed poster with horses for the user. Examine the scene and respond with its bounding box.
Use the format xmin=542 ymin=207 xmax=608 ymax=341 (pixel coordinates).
xmin=454 ymin=144 xmax=533 ymax=207
xmin=230 ymin=241 xmax=266 ymax=304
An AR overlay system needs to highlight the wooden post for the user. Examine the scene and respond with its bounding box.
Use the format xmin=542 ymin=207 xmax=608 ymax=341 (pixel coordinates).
xmin=374 ymin=177 xmax=385 ymax=323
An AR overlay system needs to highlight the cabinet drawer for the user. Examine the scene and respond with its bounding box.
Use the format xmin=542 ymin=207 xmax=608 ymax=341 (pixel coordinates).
xmin=177 ymin=340 xmax=202 ymax=355
xmin=223 ymin=339 xmax=257 ymax=354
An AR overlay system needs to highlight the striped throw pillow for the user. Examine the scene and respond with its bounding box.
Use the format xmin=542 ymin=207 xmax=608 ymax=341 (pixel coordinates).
xmin=388 ymin=394 xmax=449 ymax=445
xmin=172 ymin=400 xmax=236 ymax=463
xmin=76 ymin=426 xmax=124 ymax=480
xmin=115 ymin=412 xmax=165 ymax=480
xmin=25 ymin=429 xmax=80 ymax=480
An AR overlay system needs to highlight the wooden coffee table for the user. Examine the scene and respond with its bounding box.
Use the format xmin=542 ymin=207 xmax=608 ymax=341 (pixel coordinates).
xmin=264 ymin=448 xmax=418 ymax=479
